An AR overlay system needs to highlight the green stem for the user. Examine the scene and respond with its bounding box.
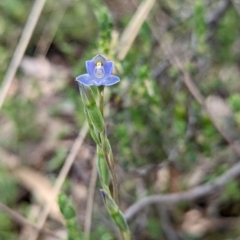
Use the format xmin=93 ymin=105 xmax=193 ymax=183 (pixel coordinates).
xmin=97 ymin=86 xmax=118 ymax=203
xmin=98 ymin=86 xmax=104 ymax=115
xmin=122 ymin=230 xmax=131 ymax=240
xmin=97 ymin=87 xmax=130 ymax=240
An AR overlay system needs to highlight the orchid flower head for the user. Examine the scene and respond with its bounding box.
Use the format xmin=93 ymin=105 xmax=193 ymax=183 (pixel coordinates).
xmin=76 ymin=54 xmax=120 ymax=86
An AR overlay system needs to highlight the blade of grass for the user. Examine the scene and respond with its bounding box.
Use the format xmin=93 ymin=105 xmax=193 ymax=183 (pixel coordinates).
xmin=116 ymin=0 xmax=156 ymax=60
xmin=0 ymin=0 xmax=47 ymax=109
xmin=34 ymin=0 xmax=72 ymax=56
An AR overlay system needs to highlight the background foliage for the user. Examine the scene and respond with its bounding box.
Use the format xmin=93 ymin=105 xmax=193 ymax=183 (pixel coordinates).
xmin=1 ymin=0 xmax=240 ymax=239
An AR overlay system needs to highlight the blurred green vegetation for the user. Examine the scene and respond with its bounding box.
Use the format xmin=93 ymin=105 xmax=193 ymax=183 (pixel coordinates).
xmin=1 ymin=0 xmax=240 ymax=239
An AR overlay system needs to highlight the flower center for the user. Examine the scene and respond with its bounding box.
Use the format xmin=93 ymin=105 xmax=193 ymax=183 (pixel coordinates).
xmin=94 ymin=61 xmax=105 ymax=78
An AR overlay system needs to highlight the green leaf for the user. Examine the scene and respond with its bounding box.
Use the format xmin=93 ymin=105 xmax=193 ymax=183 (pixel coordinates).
xmin=86 ymin=104 xmax=104 ymax=133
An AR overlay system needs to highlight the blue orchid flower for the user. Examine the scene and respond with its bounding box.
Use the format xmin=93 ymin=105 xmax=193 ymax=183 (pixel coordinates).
xmin=76 ymin=54 xmax=120 ymax=86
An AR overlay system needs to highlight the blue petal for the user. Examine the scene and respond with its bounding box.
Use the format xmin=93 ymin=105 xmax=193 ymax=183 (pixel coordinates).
xmin=86 ymin=61 xmax=95 ymax=78
xmin=103 ymin=75 xmax=120 ymax=86
xmin=93 ymin=54 xmax=107 ymax=64
xmin=76 ymin=74 xmax=93 ymax=86
xmin=103 ymin=61 xmax=113 ymax=78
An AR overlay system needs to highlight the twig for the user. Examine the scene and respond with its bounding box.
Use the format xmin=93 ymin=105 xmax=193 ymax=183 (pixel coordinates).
xmin=230 ymin=0 xmax=240 ymax=17
xmin=0 ymin=202 xmax=61 ymax=239
xmin=34 ymin=0 xmax=72 ymax=56
xmin=84 ymin=154 xmax=98 ymax=240
xmin=157 ymin=205 xmax=179 ymax=240
xmin=19 ymin=205 xmax=42 ymax=240
xmin=116 ymin=0 xmax=156 ymax=60
xmin=161 ymin=40 xmax=240 ymax=157
xmin=206 ymin=0 xmax=231 ymax=27
xmin=0 ymin=0 xmax=47 ymax=109
xmin=124 ymin=160 xmax=240 ymax=221
xmin=28 ymin=122 xmax=89 ymax=240
xmin=151 ymin=0 xmax=231 ymax=80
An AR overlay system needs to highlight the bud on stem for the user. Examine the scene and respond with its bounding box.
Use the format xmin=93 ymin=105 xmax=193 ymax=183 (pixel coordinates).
xmin=78 ymin=84 xmax=105 ymax=133
xmin=86 ymin=104 xmax=104 ymax=133
xmin=84 ymin=108 xmax=101 ymax=145
xmin=79 ymin=83 xmax=96 ymax=106
xmin=97 ymin=146 xmax=110 ymax=186
xmin=100 ymin=189 xmax=128 ymax=232
xmin=58 ymin=194 xmax=76 ymax=220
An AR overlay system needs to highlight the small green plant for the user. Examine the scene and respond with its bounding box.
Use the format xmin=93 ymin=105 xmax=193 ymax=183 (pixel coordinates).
xmin=193 ymin=1 xmax=207 ymax=54
xmin=0 ymin=168 xmax=18 ymax=240
xmin=76 ymin=55 xmax=130 ymax=239
xmin=228 ymin=93 xmax=240 ymax=112
xmin=72 ymin=4 xmax=130 ymax=239
xmin=221 ymin=180 xmax=240 ymax=202
xmin=58 ymin=193 xmax=84 ymax=240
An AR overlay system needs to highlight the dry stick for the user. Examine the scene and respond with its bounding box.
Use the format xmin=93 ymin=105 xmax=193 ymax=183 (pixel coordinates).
xmin=231 ymin=0 xmax=240 ymax=16
xmin=157 ymin=205 xmax=178 ymax=240
xmin=124 ymin=160 xmax=240 ymax=221
xmin=84 ymin=154 xmax=98 ymax=240
xmin=116 ymin=0 xmax=156 ymax=60
xmin=0 ymin=202 xmax=61 ymax=239
xmin=161 ymin=41 xmax=240 ymax=157
xmin=28 ymin=122 xmax=89 ymax=240
xmin=0 ymin=0 xmax=47 ymax=109
xmin=34 ymin=0 xmax=72 ymax=56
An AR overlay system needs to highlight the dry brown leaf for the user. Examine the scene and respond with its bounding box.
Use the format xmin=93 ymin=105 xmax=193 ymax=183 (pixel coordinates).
xmin=205 ymin=95 xmax=239 ymax=140
xmin=154 ymin=165 xmax=170 ymax=192
xmin=19 ymin=204 xmax=42 ymax=240
xmin=206 ymin=96 xmax=233 ymax=124
xmin=0 ymin=148 xmax=20 ymax=169
xmin=11 ymin=166 xmax=64 ymax=223
xmin=181 ymin=209 xmax=212 ymax=237
xmin=72 ymin=183 xmax=87 ymax=203
xmin=184 ymin=158 xmax=212 ymax=188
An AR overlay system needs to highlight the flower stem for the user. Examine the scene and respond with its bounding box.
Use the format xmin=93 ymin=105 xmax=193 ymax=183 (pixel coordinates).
xmin=97 ymin=86 xmax=118 ymax=203
xmin=97 ymin=87 xmax=130 ymax=240
xmin=98 ymin=86 xmax=104 ymax=115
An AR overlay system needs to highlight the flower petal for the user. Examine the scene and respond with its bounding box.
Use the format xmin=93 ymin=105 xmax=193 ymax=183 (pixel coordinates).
xmin=86 ymin=61 xmax=95 ymax=78
xmin=103 ymin=61 xmax=113 ymax=78
xmin=76 ymin=74 xmax=93 ymax=86
xmin=103 ymin=75 xmax=120 ymax=86
xmin=93 ymin=54 xmax=106 ymax=64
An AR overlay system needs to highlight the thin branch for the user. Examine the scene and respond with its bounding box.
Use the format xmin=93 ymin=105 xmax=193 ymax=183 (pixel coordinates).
xmin=151 ymin=0 xmax=231 ymax=80
xmin=28 ymin=122 xmax=89 ymax=240
xmin=116 ymin=0 xmax=156 ymax=60
xmin=0 ymin=0 xmax=47 ymax=109
xmin=84 ymin=154 xmax=98 ymax=240
xmin=231 ymin=0 xmax=240 ymax=17
xmin=158 ymin=205 xmax=179 ymax=240
xmin=161 ymin=41 xmax=240 ymax=157
xmin=34 ymin=0 xmax=72 ymax=56
xmin=206 ymin=0 xmax=231 ymax=27
xmin=124 ymin=161 xmax=240 ymax=221
xmin=0 ymin=202 xmax=61 ymax=239
xmin=150 ymin=0 xmax=238 ymax=155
